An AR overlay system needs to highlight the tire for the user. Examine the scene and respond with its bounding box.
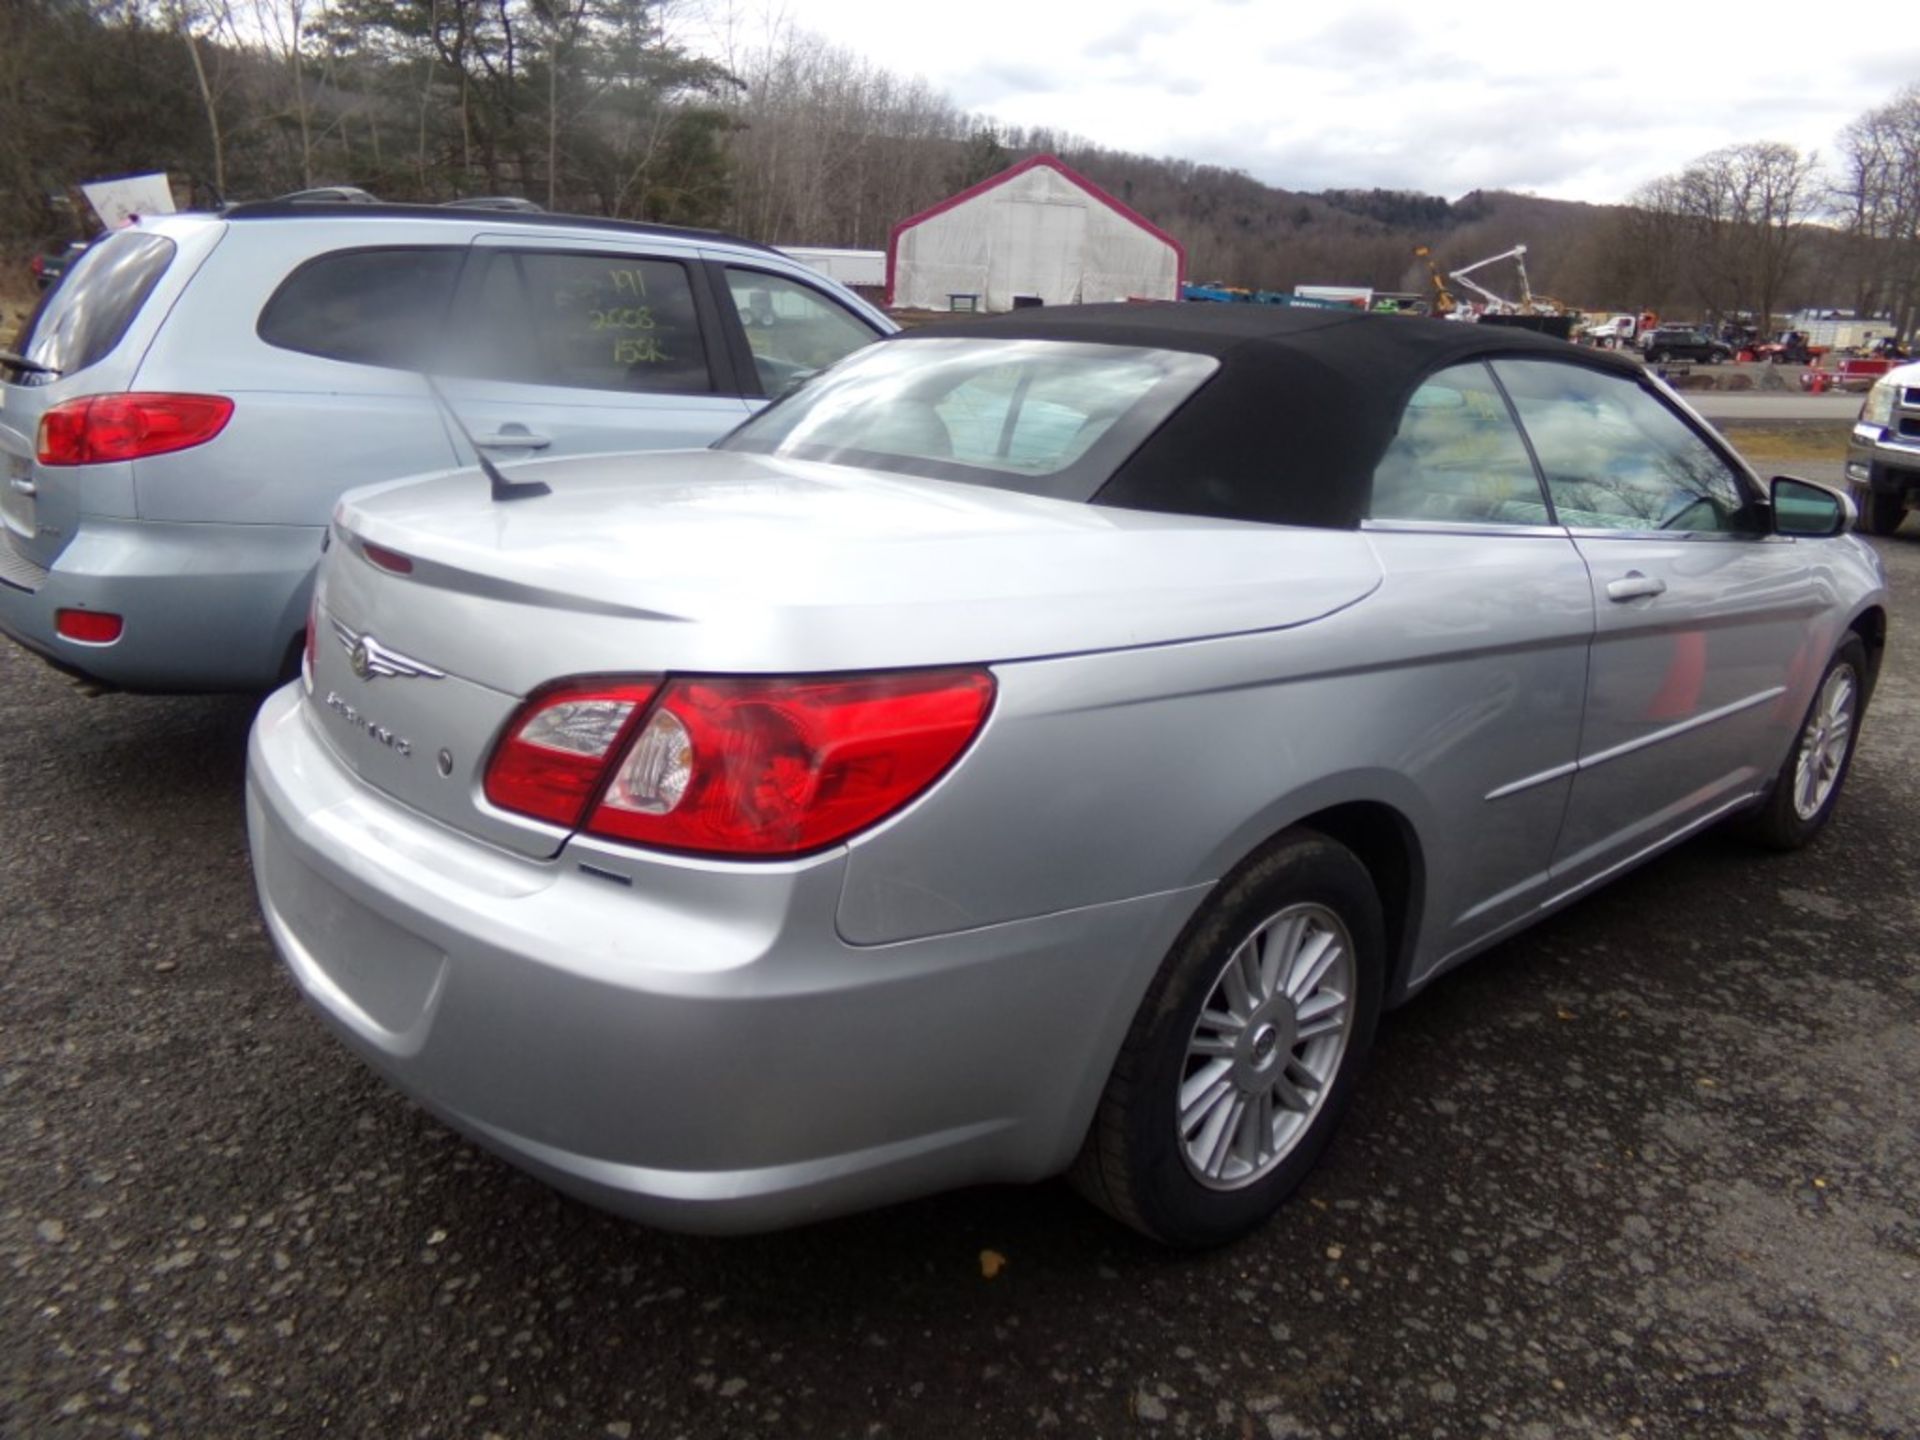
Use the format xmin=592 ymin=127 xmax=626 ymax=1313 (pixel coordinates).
xmin=1648 ymin=348 xmax=1669 ymax=364
xmin=1740 ymin=637 xmax=1867 ymax=850
xmin=1859 ymin=489 xmax=1905 ymax=536
xmin=1070 ymin=831 xmax=1385 ymax=1248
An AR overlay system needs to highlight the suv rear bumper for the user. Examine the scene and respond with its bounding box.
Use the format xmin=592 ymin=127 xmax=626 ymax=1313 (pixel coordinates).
xmin=0 ymin=516 xmax=322 ymax=692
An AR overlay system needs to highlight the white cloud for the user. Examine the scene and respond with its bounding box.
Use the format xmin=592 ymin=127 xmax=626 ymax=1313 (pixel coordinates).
xmin=689 ymin=0 xmax=1918 ymax=201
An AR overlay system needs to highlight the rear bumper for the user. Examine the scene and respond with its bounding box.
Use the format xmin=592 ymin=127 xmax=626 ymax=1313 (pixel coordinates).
xmin=246 ymin=683 xmax=1203 ymax=1233
xmin=0 ymin=517 xmax=322 ymax=691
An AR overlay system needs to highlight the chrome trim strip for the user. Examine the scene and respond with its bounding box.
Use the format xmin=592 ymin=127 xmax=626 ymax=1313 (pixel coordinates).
xmin=1360 ymin=518 xmax=1568 ymax=539
xmin=1578 ymin=686 xmax=1785 ymax=771
xmin=1484 ymin=686 xmax=1785 ymax=801
xmin=1484 ymin=760 xmax=1578 ymax=801
xmin=1562 ymin=526 xmax=1762 ymax=543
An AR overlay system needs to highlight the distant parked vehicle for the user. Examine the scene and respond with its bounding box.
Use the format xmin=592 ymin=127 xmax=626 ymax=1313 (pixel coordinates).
xmin=0 ymin=202 xmax=892 ymax=693
xmin=1581 ymin=313 xmax=1639 ymax=348
xmin=1758 ymin=331 xmax=1814 ymax=366
xmin=1847 ymin=360 xmax=1920 ymax=534
xmin=28 ymin=241 xmax=88 ymax=290
xmin=1642 ymin=326 xmax=1733 ymax=365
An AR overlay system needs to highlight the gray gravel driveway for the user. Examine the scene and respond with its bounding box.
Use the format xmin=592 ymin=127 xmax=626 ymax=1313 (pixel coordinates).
xmin=3 ymin=519 xmax=1916 ymax=1439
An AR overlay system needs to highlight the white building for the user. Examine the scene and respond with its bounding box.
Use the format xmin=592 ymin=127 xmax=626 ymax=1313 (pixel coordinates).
xmin=777 ymin=246 xmax=887 ymax=292
xmin=887 ymin=155 xmax=1185 ymax=312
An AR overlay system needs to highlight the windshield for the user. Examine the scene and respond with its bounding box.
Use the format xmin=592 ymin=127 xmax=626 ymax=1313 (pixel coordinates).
xmin=718 ymin=337 xmax=1219 ymax=501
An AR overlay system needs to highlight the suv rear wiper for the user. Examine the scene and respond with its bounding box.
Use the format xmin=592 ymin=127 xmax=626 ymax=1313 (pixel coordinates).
xmin=0 ymin=350 xmax=59 ymax=378
xmin=420 ymin=372 xmax=550 ymax=503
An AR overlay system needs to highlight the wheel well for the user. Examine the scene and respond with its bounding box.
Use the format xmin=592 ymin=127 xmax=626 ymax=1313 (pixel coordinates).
xmin=1850 ymin=607 xmax=1887 ymax=700
xmin=1293 ymin=801 xmax=1424 ymax=1004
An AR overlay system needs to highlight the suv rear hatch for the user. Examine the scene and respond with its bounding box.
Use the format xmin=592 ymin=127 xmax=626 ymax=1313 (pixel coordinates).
xmin=307 ymin=448 xmax=1383 ymax=855
xmin=1 ymin=222 xmax=220 ymax=584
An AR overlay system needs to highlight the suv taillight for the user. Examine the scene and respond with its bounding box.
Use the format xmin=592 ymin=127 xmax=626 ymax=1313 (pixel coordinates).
xmin=36 ymin=394 xmax=234 ymax=466
xmin=484 ymin=669 xmax=995 ymax=857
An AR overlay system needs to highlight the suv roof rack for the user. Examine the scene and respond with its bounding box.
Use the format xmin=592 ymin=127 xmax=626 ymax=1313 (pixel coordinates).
xmin=439 ymin=196 xmax=545 ymax=213
xmin=220 ymin=199 xmax=780 ymax=256
xmin=274 ymin=185 xmax=379 ymax=204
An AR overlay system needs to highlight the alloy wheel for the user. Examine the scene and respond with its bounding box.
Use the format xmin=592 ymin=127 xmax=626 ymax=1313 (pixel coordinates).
xmin=1792 ymin=664 xmax=1857 ymax=821
xmin=1177 ymin=903 xmax=1357 ymax=1190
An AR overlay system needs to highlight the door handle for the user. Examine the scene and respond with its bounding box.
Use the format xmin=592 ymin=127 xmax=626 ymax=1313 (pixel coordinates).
xmin=9 ymin=478 xmax=35 ymax=496
xmin=474 ymin=427 xmax=552 ymax=451
xmin=1606 ymin=572 xmax=1667 ymax=602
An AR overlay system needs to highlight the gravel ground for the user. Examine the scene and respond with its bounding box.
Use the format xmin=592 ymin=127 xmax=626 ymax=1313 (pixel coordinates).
xmin=3 ymin=489 xmax=1916 ymax=1439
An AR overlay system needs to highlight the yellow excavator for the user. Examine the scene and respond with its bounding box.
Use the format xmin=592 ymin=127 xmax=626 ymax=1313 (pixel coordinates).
xmin=1412 ymin=246 xmax=1458 ymax=317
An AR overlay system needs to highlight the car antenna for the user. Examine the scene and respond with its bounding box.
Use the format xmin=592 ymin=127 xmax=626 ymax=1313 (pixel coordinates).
xmin=420 ymin=371 xmax=551 ymax=502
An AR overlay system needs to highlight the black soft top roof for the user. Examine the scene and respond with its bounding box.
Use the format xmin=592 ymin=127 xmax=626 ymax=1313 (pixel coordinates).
xmin=906 ymin=304 xmax=1645 ymax=529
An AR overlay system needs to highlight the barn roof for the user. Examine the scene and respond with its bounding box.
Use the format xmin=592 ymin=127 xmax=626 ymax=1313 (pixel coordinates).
xmin=886 ymin=155 xmax=1187 ymax=306
xmin=889 ymin=154 xmax=1183 ymax=251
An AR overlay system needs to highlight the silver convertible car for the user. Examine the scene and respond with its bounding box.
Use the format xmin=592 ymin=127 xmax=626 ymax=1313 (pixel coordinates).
xmin=248 ymin=306 xmax=1887 ymax=1247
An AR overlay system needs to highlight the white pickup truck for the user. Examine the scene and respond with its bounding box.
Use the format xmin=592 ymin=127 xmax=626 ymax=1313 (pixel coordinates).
xmin=1847 ymin=360 xmax=1920 ymax=534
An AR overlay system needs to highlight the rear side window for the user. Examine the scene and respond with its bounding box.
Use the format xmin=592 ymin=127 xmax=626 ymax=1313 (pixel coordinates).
xmin=509 ymin=252 xmax=714 ymax=395
xmin=258 ymin=247 xmax=463 ymax=368
xmin=1370 ymin=362 xmax=1549 ymax=526
xmin=13 ymin=231 xmax=176 ymax=378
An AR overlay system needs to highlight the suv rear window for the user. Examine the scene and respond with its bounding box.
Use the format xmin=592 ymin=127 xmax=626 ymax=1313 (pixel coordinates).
xmin=258 ymin=247 xmax=464 ymax=368
xmin=11 ymin=231 xmax=177 ymax=378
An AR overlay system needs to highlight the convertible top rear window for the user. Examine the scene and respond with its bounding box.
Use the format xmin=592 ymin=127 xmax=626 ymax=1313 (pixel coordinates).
xmin=719 ymin=338 xmax=1218 ymax=501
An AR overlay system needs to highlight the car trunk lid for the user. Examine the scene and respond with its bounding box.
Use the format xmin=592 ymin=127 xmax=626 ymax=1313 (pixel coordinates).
xmin=311 ymin=448 xmax=1382 ymax=851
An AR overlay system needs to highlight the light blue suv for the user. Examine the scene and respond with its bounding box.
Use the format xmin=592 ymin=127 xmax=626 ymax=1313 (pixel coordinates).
xmin=0 ymin=201 xmax=892 ymax=692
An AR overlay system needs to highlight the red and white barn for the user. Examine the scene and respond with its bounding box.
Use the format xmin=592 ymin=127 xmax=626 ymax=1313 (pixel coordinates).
xmin=886 ymin=155 xmax=1185 ymax=312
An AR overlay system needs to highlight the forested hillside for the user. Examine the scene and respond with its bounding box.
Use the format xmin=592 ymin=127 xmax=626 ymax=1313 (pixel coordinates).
xmin=2 ymin=1 xmax=1915 ymax=326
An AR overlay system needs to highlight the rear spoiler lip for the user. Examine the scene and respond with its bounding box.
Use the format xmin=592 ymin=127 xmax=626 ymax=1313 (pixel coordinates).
xmin=331 ymin=518 xmax=694 ymax=626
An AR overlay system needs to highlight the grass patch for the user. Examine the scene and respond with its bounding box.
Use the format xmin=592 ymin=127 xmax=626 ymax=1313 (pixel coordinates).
xmin=1715 ymin=422 xmax=1855 ymax=463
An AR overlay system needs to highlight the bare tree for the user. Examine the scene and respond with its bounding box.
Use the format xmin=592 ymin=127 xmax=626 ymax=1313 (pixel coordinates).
xmin=1833 ymin=86 xmax=1920 ymax=336
xmin=164 ymin=0 xmax=240 ymax=196
xmin=1632 ymin=142 xmax=1817 ymax=328
xmin=250 ymin=0 xmax=316 ymax=186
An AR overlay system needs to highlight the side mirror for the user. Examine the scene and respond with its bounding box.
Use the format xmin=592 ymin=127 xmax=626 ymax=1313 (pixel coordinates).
xmin=1770 ymin=475 xmax=1853 ymax=538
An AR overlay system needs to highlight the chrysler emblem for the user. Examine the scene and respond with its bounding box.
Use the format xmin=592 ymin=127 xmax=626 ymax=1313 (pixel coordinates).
xmin=331 ymin=619 xmax=445 ymax=682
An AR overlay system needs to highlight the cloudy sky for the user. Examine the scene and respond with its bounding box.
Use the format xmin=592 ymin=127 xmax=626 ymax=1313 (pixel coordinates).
xmin=687 ymin=1 xmax=1920 ymax=203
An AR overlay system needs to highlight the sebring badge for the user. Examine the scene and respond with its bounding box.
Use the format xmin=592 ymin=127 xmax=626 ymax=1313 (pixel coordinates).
xmin=330 ymin=620 xmax=445 ymax=682
xmin=324 ymin=691 xmax=413 ymax=756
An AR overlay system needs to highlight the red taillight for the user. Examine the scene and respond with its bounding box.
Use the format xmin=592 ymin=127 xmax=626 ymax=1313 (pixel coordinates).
xmin=361 ymin=542 xmax=414 ymax=575
xmin=36 ymin=394 xmax=234 ymax=466
xmin=486 ymin=669 xmax=995 ymax=856
xmin=55 ymin=608 xmax=124 ymax=644
xmin=484 ymin=679 xmax=662 ymax=828
xmin=606 ymin=669 xmax=993 ymax=856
